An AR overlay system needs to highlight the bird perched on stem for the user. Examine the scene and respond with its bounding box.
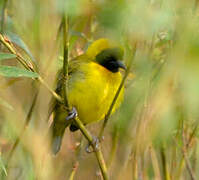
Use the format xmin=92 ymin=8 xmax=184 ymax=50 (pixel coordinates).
xmin=50 ymin=38 xmax=126 ymax=154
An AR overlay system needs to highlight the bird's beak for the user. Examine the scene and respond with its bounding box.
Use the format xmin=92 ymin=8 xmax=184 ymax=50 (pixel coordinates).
xmin=117 ymin=60 xmax=126 ymax=70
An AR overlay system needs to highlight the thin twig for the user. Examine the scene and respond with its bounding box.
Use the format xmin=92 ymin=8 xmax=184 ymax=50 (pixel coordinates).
xmin=62 ymin=14 xmax=70 ymax=108
xmin=160 ymin=146 xmax=171 ymax=180
xmin=0 ymin=0 xmax=8 ymax=35
xmin=174 ymin=121 xmax=197 ymax=179
xmin=69 ymin=162 xmax=79 ymax=180
xmin=0 ymin=34 xmax=63 ymax=103
xmin=74 ymin=116 xmax=108 ymax=180
xmin=6 ymin=92 xmax=38 ymax=165
xmin=68 ymin=138 xmax=83 ymax=180
xmin=107 ymin=127 xmax=118 ymax=169
xmin=149 ymin=146 xmax=161 ymax=179
xmin=98 ymin=43 xmax=137 ymax=139
xmin=0 ymin=0 xmax=8 ymax=51
xmin=186 ymin=124 xmax=198 ymax=149
xmin=182 ymin=124 xmax=197 ymax=180
xmin=62 ymin=16 xmax=81 ymax=179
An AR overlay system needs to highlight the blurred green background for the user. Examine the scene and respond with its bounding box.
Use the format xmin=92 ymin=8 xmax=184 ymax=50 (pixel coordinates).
xmin=1 ymin=0 xmax=199 ymax=179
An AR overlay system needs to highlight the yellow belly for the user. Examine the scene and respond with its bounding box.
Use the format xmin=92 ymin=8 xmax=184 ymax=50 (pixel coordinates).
xmin=68 ymin=62 xmax=124 ymax=124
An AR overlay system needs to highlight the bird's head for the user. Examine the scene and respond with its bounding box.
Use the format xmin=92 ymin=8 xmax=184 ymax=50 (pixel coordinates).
xmin=86 ymin=39 xmax=126 ymax=73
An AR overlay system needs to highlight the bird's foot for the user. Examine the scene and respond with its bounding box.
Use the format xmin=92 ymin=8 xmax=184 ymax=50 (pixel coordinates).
xmin=66 ymin=107 xmax=78 ymax=121
xmin=86 ymin=136 xmax=100 ymax=153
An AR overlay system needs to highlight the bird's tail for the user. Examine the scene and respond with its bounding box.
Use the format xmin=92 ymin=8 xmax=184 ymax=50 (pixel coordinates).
xmin=51 ymin=122 xmax=67 ymax=154
xmin=49 ymin=69 xmax=70 ymax=155
xmin=51 ymin=109 xmax=69 ymax=154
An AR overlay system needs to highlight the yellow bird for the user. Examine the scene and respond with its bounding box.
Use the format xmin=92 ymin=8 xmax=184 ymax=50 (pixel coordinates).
xmin=50 ymin=38 xmax=126 ymax=154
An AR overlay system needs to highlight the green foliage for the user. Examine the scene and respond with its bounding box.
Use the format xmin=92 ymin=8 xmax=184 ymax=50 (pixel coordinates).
xmin=0 ymin=66 xmax=38 ymax=78
xmin=0 ymin=53 xmax=16 ymax=61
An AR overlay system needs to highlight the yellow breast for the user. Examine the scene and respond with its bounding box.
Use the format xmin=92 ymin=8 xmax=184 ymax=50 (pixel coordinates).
xmin=68 ymin=61 xmax=124 ymax=124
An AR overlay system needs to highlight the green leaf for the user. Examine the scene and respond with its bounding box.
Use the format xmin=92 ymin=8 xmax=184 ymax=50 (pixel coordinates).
xmin=0 ymin=53 xmax=16 ymax=61
xmin=0 ymin=97 xmax=13 ymax=110
xmin=0 ymin=155 xmax=7 ymax=176
xmin=0 ymin=66 xmax=38 ymax=78
xmin=6 ymin=32 xmax=36 ymax=62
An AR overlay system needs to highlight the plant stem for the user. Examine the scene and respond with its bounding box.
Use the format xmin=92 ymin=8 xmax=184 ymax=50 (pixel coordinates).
xmin=6 ymin=92 xmax=38 ymax=165
xmin=69 ymin=162 xmax=79 ymax=180
xmin=0 ymin=0 xmax=8 ymax=34
xmin=107 ymin=128 xmax=118 ymax=169
xmin=74 ymin=116 xmax=108 ymax=180
xmin=62 ymin=14 xmax=70 ymax=108
xmin=98 ymin=43 xmax=137 ymax=139
xmin=182 ymin=125 xmax=197 ymax=180
xmin=0 ymin=0 xmax=8 ymax=51
xmin=160 ymin=146 xmax=171 ymax=180
xmin=68 ymin=138 xmax=83 ymax=180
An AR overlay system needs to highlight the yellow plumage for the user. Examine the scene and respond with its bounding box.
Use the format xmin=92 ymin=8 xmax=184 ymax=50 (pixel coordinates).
xmin=68 ymin=60 xmax=123 ymax=124
xmin=51 ymin=39 xmax=125 ymax=154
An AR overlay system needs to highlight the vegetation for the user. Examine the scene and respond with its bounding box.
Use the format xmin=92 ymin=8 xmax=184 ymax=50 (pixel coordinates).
xmin=0 ymin=0 xmax=199 ymax=179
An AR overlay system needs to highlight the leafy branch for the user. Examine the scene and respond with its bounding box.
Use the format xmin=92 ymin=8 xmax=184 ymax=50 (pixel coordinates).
xmin=0 ymin=34 xmax=63 ymax=103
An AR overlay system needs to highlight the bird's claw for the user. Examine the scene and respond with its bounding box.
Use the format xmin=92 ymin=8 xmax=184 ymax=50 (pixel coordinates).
xmin=66 ymin=107 xmax=78 ymax=121
xmin=86 ymin=136 xmax=100 ymax=153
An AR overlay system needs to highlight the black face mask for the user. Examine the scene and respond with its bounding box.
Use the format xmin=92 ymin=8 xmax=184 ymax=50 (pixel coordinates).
xmin=96 ymin=48 xmax=126 ymax=73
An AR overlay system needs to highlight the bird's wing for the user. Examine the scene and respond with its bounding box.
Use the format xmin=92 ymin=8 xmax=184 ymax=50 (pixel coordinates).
xmin=48 ymin=54 xmax=89 ymax=117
